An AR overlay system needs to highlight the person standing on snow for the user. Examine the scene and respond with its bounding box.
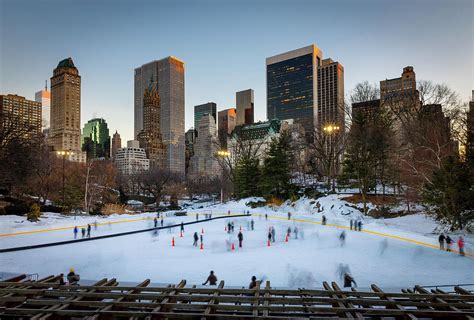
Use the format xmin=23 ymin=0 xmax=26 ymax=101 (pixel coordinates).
xmin=200 ymin=234 xmax=203 ymax=246
xmin=202 ymin=271 xmax=217 ymax=285
xmin=73 ymin=226 xmax=78 ymax=239
xmin=251 ymin=220 xmax=254 ymax=231
xmin=154 ymin=218 xmax=158 ymax=228
xmin=294 ymin=227 xmax=298 ymax=239
xmin=438 ymin=234 xmax=446 ymax=250
xmin=343 ymin=273 xmax=357 ymax=288
xmin=339 ymin=231 xmax=346 ymax=247
xmin=322 ymin=215 xmax=327 ymax=225
xmin=87 ymin=224 xmax=91 ymax=237
xmin=193 ymin=232 xmax=199 ymax=247
xmin=271 ymin=227 xmax=276 ymax=242
xmin=350 ymin=220 xmax=353 ymax=230
xmin=238 ymin=231 xmax=244 ymax=247
xmin=265 ymin=213 xmax=268 ymax=221
xmin=161 ymin=217 xmax=164 ymax=227
xmin=268 ymin=230 xmax=272 ymax=243
xmin=446 ymin=236 xmax=453 ymax=252
xmin=357 ymin=220 xmax=362 ymax=231
xmin=288 ymin=212 xmax=291 ymax=220
xmin=180 ymin=222 xmax=184 ymax=233
xmin=287 ymin=227 xmax=291 ymax=238
xmin=81 ymin=228 xmax=86 ymax=238
xmin=458 ymin=236 xmax=465 ymax=256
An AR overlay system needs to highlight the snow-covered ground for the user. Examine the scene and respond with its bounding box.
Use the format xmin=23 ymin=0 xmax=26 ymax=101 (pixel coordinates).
xmin=0 ymin=195 xmax=472 ymax=290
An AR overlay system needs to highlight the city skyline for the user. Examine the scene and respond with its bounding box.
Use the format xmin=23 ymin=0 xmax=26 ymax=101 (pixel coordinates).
xmin=1 ymin=0 xmax=472 ymax=142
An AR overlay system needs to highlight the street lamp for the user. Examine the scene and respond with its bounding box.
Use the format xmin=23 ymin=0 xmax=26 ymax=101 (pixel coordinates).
xmin=216 ymin=150 xmax=230 ymax=203
xmin=56 ymin=150 xmax=74 ymax=212
xmin=322 ymin=124 xmax=340 ymax=192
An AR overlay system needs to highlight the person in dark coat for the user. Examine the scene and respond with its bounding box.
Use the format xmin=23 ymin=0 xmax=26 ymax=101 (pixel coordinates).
xmin=193 ymin=232 xmax=199 ymax=247
xmin=250 ymin=220 xmax=254 ymax=230
xmin=446 ymin=236 xmax=453 ymax=252
xmin=202 ymin=271 xmax=218 ymax=285
xmin=271 ymin=227 xmax=276 ymax=242
xmin=160 ymin=218 xmax=164 ymax=227
xmin=268 ymin=230 xmax=272 ymax=243
xmin=339 ymin=231 xmax=346 ymax=247
xmin=73 ymin=226 xmax=78 ymax=239
xmin=87 ymin=224 xmax=91 ymax=237
xmin=350 ymin=220 xmax=353 ymax=230
xmin=249 ymin=276 xmax=257 ymax=289
xmin=154 ymin=218 xmax=158 ymax=228
xmin=180 ymin=222 xmax=184 ymax=233
xmin=81 ymin=228 xmax=86 ymax=238
xmin=357 ymin=220 xmax=362 ymax=231
xmin=59 ymin=273 xmax=65 ymax=285
xmin=343 ymin=273 xmax=356 ymax=288
xmin=438 ymin=234 xmax=446 ymax=250
xmin=67 ymin=268 xmax=80 ymax=285
xmin=322 ymin=215 xmax=327 ymax=225
xmin=287 ymin=227 xmax=291 ymax=237
xmin=265 ymin=214 xmax=268 ymax=221
xmin=238 ymin=231 xmax=243 ymax=247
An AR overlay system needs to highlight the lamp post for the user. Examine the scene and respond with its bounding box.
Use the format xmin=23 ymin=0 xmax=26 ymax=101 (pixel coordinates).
xmin=217 ymin=150 xmax=230 ymax=203
xmin=322 ymin=125 xmax=340 ymax=192
xmin=56 ymin=150 xmax=74 ymax=209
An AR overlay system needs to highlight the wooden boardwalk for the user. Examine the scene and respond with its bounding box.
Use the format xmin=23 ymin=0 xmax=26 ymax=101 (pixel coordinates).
xmin=0 ymin=275 xmax=473 ymax=319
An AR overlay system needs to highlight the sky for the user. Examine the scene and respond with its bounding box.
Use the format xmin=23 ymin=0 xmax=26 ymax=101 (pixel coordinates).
xmin=1 ymin=0 xmax=472 ymax=143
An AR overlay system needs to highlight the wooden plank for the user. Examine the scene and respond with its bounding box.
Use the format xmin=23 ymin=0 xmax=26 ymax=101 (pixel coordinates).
xmin=201 ymin=280 xmax=224 ymax=320
xmin=371 ymin=284 xmax=418 ymax=320
xmin=146 ymin=280 xmax=186 ymax=320
xmin=252 ymin=280 xmax=261 ymax=317
xmin=331 ymin=282 xmax=364 ymax=320
xmin=262 ymin=281 xmax=270 ymax=317
xmin=323 ymin=281 xmax=353 ymax=319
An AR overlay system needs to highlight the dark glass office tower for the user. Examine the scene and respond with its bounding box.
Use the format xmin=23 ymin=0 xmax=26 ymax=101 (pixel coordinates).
xmin=266 ymin=45 xmax=322 ymax=141
xmin=194 ymin=102 xmax=216 ymax=135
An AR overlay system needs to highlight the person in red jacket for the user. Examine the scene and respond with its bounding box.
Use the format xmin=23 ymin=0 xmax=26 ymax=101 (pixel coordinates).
xmin=458 ymin=236 xmax=465 ymax=256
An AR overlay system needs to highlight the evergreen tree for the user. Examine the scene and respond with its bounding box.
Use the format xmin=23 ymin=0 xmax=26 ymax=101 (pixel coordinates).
xmin=233 ymin=157 xmax=261 ymax=199
xmin=27 ymin=203 xmax=41 ymax=222
xmin=423 ymin=156 xmax=474 ymax=230
xmin=260 ymin=131 xmax=294 ymax=200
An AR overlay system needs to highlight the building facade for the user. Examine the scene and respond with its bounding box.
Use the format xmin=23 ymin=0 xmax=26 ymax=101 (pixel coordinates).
xmin=111 ymin=130 xmax=122 ymax=160
xmin=137 ymin=78 xmax=166 ymax=169
xmin=194 ymin=102 xmax=216 ymax=134
xmin=35 ymin=82 xmax=51 ymax=133
xmin=81 ymin=118 xmax=111 ymax=159
xmin=115 ymin=140 xmax=150 ymax=176
xmin=134 ymin=57 xmax=185 ymax=177
xmin=217 ymin=108 xmax=236 ymax=149
xmin=0 ymin=94 xmax=42 ymax=141
xmin=49 ymin=57 xmax=85 ymax=162
xmin=317 ymin=58 xmax=345 ymax=130
xmin=189 ymin=114 xmax=219 ymax=178
xmin=266 ymin=45 xmax=323 ymax=141
xmin=236 ymin=89 xmax=254 ymax=126
xmin=185 ymin=128 xmax=197 ymax=176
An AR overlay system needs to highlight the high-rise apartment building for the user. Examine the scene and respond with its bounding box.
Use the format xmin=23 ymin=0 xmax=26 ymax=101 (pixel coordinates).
xmin=194 ymin=102 xmax=216 ymax=133
xmin=380 ymin=66 xmax=417 ymax=103
xmin=317 ymin=58 xmax=345 ymax=130
xmin=81 ymin=118 xmax=111 ymax=159
xmin=189 ymin=114 xmax=219 ymax=178
xmin=266 ymin=45 xmax=323 ymax=140
xmin=137 ymin=78 xmax=166 ymax=168
xmin=0 ymin=94 xmax=42 ymax=140
xmin=236 ymin=89 xmax=254 ymax=126
xmin=115 ymin=140 xmax=150 ymax=176
xmin=111 ymin=130 xmax=122 ymax=160
xmin=134 ymin=57 xmax=185 ymax=177
xmin=218 ymin=108 xmax=237 ymax=149
xmin=35 ymin=81 xmax=51 ymax=133
xmin=50 ymin=57 xmax=85 ymax=162
xmin=185 ymin=128 xmax=197 ymax=176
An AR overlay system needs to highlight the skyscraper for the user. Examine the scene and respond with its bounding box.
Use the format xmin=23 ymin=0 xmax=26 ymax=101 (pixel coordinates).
xmin=380 ymin=66 xmax=417 ymax=103
xmin=111 ymin=130 xmax=122 ymax=160
xmin=189 ymin=114 xmax=219 ymax=178
xmin=137 ymin=78 xmax=166 ymax=169
xmin=81 ymin=118 xmax=111 ymax=159
xmin=236 ymin=89 xmax=254 ymax=126
xmin=218 ymin=108 xmax=236 ymax=149
xmin=50 ymin=57 xmax=85 ymax=162
xmin=35 ymin=81 xmax=51 ymax=133
xmin=115 ymin=140 xmax=150 ymax=176
xmin=317 ymin=58 xmax=345 ymax=130
xmin=134 ymin=57 xmax=185 ymax=177
xmin=194 ymin=102 xmax=216 ymax=133
xmin=0 ymin=94 xmax=42 ymax=140
xmin=266 ymin=45 xmax=323 ymax=141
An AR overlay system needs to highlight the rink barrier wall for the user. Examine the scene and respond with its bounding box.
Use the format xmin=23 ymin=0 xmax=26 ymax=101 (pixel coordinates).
xmin=0 ymin=214 xmax=250 ymax=253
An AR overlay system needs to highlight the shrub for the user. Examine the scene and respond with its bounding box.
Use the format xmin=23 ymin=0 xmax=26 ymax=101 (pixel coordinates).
xmin=27 ymin=203 xmax=41 ymax=221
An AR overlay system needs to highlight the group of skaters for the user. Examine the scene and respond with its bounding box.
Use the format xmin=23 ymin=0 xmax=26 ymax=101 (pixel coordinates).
xmin=349 ymin=219 xmax=363 ymax=231
xmin=438 ymin=234 xmax=466 ymax=256
xmin=153 ymin=216 xmax=164 ymax=228
xmin=201 ymin=271 xmax=260 ymax=289
xmin=73 ymin=223 xmax=95 ymax=238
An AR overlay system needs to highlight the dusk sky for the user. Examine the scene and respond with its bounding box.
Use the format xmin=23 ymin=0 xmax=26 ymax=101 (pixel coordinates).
xmin=1 ymin=0 xmax=472 ymax=142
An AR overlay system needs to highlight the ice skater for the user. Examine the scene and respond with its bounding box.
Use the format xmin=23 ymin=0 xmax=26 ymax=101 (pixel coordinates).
xmin=265 ymin=214 xmax=268 ymax=221
xmin=200 ymin=234 xmax=203 ymax=246
xmin=271 ymin=227 xmax=276 ymax=242
xmin=238 ymin=230 xmax=244 ymax=248
xmin=438 ymin=234 xmax=445 ymax=250
xmin=350 ymin=220 xmax=353 ymax=230
xmin=458 ymin=236 xmax=465 ymax=256
xmin=202 ymin=271 xmax=217 ymax=285
xmin=446 ymin=236 xmax=453 ymax=252
xmin=196 ymin=213 xmax=199 ymax=221
xmin=322 ymin=215 xmax=327 ymax=225
xmin=154 ymin=218 xmax=158 ymax=228
xmin=73 ymin=226 xmax=78 ymax=239
xmin=251 ymin=220 xmax=254 ymax=231
xmin=357 ymin=220 xmax=362 ymax=231
xmin=268 ymin=230 xmax=272 ymax=244
xmin=160 ymin=217 xmax=164 ymax=227
xmin=180 ymin=222 xmax=184 ymax=233
xmin=343 ymin=273 xmax=357 ymax=288
xmin=227 ymin=222 xmax=232 ymax=234
xmin=249 ymin=276 xmax=258 ymax=289
xmin=287 ymin=227 xmax=291 ymax=238
xmin=193 ymin=232 xmax=199 ymax=247
xmin=288 ymin=212 xmax=291 ymax=220
xmin=293 ymin=226 xmax=298 ymax=239
xmin=87 ymin=224 xmax=91 ymax=237
xmin=339 ymin=231 xmax=346 ymax=247
xmin=81 ymin=227 xmax=86 ymax=238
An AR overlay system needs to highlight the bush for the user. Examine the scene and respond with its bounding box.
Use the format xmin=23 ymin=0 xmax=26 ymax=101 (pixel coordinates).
xmin=40 ymin=205 xmax=63 ymax=213
xmin=5 ymin=202 xmax=30 ymax=216
xmin=27 ymin=203 xmax=41 ymax=221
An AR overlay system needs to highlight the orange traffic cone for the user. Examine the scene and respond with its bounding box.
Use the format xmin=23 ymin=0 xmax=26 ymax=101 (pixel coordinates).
xmin=180 ymin=230 xmax=183 ymax=238
xmin=285 ymin=234 xmax=289 ymax=242
xmin=202 ymin=228 xmax=204 ymax=234
xmin=232 ymin=243 xmax=235 ymax=251
xmin=268 ymin=239 xmax=271 ymax=247
xmin=200 ymin=242 xmax=203 ymax=250
xmin=172 ymin=237 xmax=175 ymax=247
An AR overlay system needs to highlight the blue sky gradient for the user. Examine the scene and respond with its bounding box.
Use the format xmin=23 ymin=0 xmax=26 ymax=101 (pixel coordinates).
xmin=1 ymin=0 xmax=472 ymax=142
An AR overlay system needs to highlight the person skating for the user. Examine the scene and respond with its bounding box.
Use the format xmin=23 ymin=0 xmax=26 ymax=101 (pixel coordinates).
xmin=202 ymin=271 xmax=217 ymax=285
xmin=343 ymin=273 xmax=357 ymax=288
xmin=265 ymin=213 xmax=268 ymax=221
xmin=357 ymin=220 xmax=362 ymax=231
xmin=193 ymin=232 xmax=199 ymax=247
xmin=438 ymin=234 xmax=446 ymax=250
xmin=196 ymin=213 xmax=199 ymax=221
xmin=322 ymin=215 xmax=327 ymax=225
xmin=87 ymin=224 xmax=91 ymax=238
xmin=231 ymin=222 xmax=235 ymax=233
xmin=446 ymin=236 xmax=453 ymax=252
xmin=200 ymin=234 xmax=203 ymax=246
xmin=288 ymin=212 xmax=291 ymax=220
xmin=458 ymin=236 xmax=465 ymax=256
xmin=250 ymin=220 xmax=254 ymax=231
xmin=293 ymin=227 xmax=298 ymax=239
xmin=249 ymin=276 xmax=257 ymax=289
xmin=339 ymin=231 xmax=346 ymax=247
xmin=227 ymin=222 xmax=232 ymax=234
xmin=67 ymin=268 xmax=80 ymax=285
xmin=81 ymin=228 xmax=86 ymax=238
xmin=73 ymin=226 xmax=78 ymax=239
xmin=180 ymin=222 xmax=184 ymax=233
xmin=154 ymin=218 xmax=158 ymax=228
xmin=350 ymin=220 xmax=353 ymax=230
xmin=287 ymin=227 xmax=291 ymax=238
xmin=271 ymin=227 xmax=276 ymax=242
xmin=238 ymin=231 xmax=243 ymax=248
xmin=268 ymin=230 xmax=272 ymax=244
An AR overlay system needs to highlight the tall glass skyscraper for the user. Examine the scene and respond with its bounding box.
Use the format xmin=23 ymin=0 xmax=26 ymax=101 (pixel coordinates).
xmin=194 ymin=102 xmax=216 ymax=134
xmin=81 ymin=118 xmax=111 ymax=159
xmin=266 ymin=45 xmax=322 ymax=141
xmin=134 ymin=57 xmax=185 ymax=178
